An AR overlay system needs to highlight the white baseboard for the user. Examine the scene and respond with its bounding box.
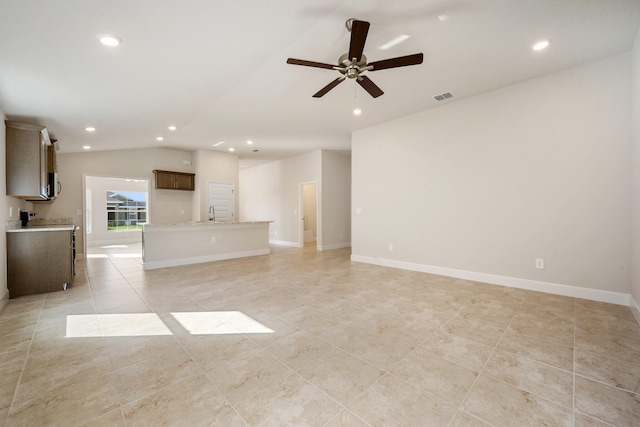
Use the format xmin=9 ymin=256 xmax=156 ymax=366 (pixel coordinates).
xmin=318 ymin=242 xmax=351 ymax=251
xmin=269 ymin=239 xmax=302 ymax=248
xmin=631 ymin=295 xmax=640 ymax=326
xmin=351 ymin=255 xmax=630 ymax=306
xmin=0 ymin=288 xmax=9 ymax=312
xmin=143 ymin=249 xmax=269 ymax=270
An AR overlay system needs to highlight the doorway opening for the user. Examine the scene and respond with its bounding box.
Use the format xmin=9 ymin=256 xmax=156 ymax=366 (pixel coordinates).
xmin=300 ymin=182 xmax=318 ymax=249
xmin=84 ymin=175 xmax=150 ymax=260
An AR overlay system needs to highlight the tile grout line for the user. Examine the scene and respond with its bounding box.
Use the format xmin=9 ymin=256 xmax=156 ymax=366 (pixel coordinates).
xmin=5 ymin=294 xmax=47 ymax=427
xmin=448 ymin=296 xmax=522 ymax=427
xmin=84 ymin=256 xmax=158 ymax=427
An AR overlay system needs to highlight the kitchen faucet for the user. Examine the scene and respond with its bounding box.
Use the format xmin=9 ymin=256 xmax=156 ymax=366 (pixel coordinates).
xmin=208 ymin=205 xmax=215 ymax=221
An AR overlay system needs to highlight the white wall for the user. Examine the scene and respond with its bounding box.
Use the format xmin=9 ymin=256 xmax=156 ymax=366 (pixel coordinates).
xmin=632 ymin=29 xmax=640 ymax=321
xmin=192 ymin=149 xmax=239 ymax=221
xmin=352 ymin=53 xmax=632 ymax=302
xmin=240 ymin=150 xmax=321 ymax=246
xmin=33 ymin=148 xmax=195 ymax=256
xmin=321 ymin=150 xmax=351 ymax=250
xmin=85 ymin=176 xmax=148 ymax=246
xmin=240 ymin=149 xmax=351 ymax=249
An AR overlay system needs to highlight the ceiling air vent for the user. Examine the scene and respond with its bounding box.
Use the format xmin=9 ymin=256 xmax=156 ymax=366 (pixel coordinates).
xmin=433 ymin=92 xmax=454 ymax=101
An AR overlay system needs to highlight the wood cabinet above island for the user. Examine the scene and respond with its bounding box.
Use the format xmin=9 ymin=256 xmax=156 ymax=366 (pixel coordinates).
xmin=152 ymin=170 xmax=195 ymax=191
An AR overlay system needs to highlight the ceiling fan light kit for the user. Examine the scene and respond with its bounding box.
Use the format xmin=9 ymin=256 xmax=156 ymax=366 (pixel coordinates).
xmin=287 ymin=19 xmax=423 ymax=98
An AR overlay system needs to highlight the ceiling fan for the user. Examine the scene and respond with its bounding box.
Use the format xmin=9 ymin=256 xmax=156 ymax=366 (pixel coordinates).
xmin=287 ymin=18 xmax=424 ymax=98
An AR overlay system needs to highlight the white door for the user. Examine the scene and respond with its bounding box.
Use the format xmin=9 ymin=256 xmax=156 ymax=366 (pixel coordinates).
xmin=207 ymin=182 xmax=235 ymax=222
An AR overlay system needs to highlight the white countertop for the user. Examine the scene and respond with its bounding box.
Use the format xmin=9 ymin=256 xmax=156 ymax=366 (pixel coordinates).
xmin=143 ymin=221 xmax=272 ymax=227
xmin=7 ymin=224 xmax=78 ymax=233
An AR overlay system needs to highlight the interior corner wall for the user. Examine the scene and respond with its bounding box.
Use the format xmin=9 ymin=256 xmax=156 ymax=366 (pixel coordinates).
xmin=0 ymin=113 xmax=7 ymax=308
xmin=631 ymin=28 xmax=640 ymax=321
xmin=240 ymin=150 xmax=321 ymax=246
xmin=352 ymin=53 xmax=632 ymax=300
xmin=320 ymin=150 xmax=351 ymax=250
xmin=192 ymin=150 xmax=239 ymax=222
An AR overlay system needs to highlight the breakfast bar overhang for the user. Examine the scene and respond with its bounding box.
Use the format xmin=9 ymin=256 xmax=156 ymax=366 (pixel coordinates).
xmin=142 ymin=221 xmax=271 ymax=270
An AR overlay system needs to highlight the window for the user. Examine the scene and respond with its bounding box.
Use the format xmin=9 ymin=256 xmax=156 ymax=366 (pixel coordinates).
xmin=106 ymin=191 xmax=147 ymax=231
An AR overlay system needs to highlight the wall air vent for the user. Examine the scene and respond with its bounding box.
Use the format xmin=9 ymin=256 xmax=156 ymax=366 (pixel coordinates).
xmin=433 ymin=92 xmax=454 ymax=101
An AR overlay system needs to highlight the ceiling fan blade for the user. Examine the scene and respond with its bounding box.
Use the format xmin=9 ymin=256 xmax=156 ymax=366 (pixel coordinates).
xmin=357 ymin=75 xmax=384 ymax=98
xmin=348 ymin=20 xmax=370 ymax=62
xmin=287 ymin=58 xmax=336 ymax=70
xmin=313 ymin=77 xmax=346 ymax=98
xmin=369 ymin=53 xmax=424 ymax=71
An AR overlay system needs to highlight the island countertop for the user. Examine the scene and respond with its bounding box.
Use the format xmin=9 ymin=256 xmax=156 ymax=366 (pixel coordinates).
xmin=143 ymin=220 xmax=271 ymax=227
xmin=141 ymin=221 xmax=272 ymax=269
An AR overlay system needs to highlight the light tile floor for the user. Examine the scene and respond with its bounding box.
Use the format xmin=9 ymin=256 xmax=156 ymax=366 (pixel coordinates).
xmin=1 ymin=243 xmax=640 ymax=426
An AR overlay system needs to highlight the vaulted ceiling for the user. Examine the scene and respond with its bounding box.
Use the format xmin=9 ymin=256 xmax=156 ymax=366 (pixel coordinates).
xmin=1 ymin=0 xmax=639 ymax=167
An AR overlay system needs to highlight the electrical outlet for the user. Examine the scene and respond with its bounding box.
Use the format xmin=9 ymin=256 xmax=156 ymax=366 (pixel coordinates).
xmin=535 ymin=258 xmax=544 ymax=269
xmin=9 ymin=207 xmax=12 ymax=217
xmin=210 ymin=236 xmax=216 ymax=244
xmin=388 ymin=243 xmax=394 ymax=252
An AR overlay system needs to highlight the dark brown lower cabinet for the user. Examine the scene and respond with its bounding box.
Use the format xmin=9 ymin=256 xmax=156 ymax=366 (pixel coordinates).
xmin=7 ymin=230 xmax=74 ymax=298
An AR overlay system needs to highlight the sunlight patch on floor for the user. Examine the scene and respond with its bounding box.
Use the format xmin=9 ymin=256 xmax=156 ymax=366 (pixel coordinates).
xmin=171 ymin=311 xmax=275 ymax=335
xmin=66 ymin=311 xmax=273 ymax=337
xmin=66 ymin=313 xmax=172 ymax=337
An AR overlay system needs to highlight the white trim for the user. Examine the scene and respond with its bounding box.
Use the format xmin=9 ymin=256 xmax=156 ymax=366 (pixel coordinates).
xmin=631 ymin=295 xmax=640 ymax=326
xmin=0 ymin=289 xmax=9 ymax=312
xmin=143 ymin=248 xmax=269 ymax=270
xmin=269 ymin=239 xmax=302 ymax=248
xmin=318 ymin=242 xmax=351 ymax=251
xmin=351 ymin=255 xmax=631 ymax=306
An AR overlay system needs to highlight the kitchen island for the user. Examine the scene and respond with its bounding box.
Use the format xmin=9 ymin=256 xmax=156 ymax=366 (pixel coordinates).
xmin=142 ymin=221 xmax=271 ymax=270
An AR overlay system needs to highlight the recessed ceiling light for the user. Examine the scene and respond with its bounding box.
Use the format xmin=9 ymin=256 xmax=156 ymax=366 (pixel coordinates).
xmin=228 ymin=148 xmax=235 ymax=152
xmin=156 ymin=136 xmax=164 ymax=141
xmin=85 ymin=126 xmax=96 ymax=132
xmin=168 ymin=126 xmax=177 ymax=131
xmin=82 ymin=145 xmax=91 ymax=150
xmin=98 ymin=34 xmax=122 ymax=47
xmin=213 ymin=141 xmax=226 ymax=147
xmin=438 ymin=15 xmax=449 ymax=22
xmin=353 ymin=108 xmax=362 ymax=115
xmin=379 ymin=34 xmax=410 ymax=50
xmin=532 ymin=39 xmax=550 ymax=51
xmin=246 ymin=140 xmax=253 ymax=145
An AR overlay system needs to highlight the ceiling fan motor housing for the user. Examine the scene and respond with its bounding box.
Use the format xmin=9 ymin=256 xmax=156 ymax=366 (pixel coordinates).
xmin=338 ymin=53 xmax=368 ymax=79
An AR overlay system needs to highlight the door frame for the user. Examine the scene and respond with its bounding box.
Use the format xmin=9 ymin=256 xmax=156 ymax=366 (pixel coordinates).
xmin=299 ymin=181 xmax=320 ymax=249
xmin=82 ymin=174 xmax=150 ymax=259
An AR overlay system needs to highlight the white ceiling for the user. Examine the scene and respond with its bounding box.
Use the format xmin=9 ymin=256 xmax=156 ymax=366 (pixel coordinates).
xmin=1 ymin=0 xmax=639 ymax=168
